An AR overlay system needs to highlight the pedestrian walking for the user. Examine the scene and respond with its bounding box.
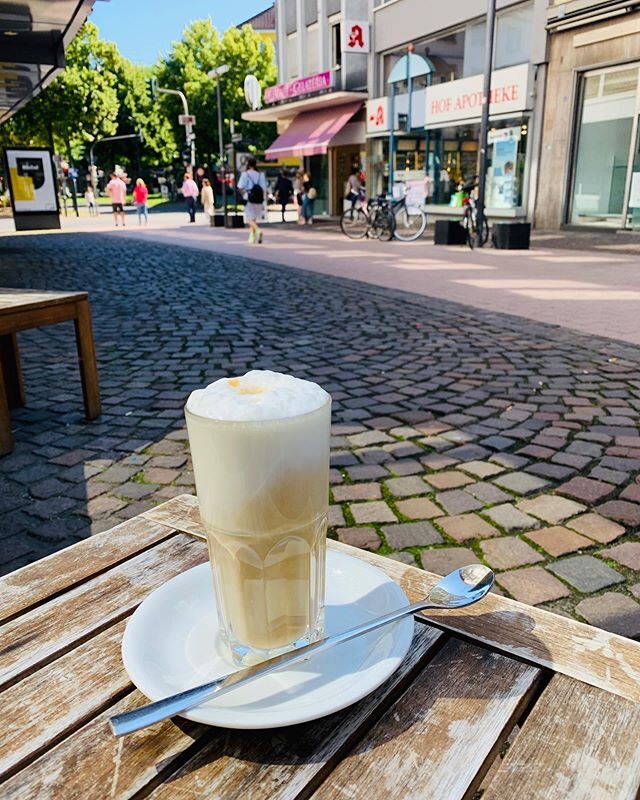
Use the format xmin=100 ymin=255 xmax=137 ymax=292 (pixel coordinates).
xmin=293 ymin=171 xmax=304 ymax=225
xmin=105 ymin=172 xmax=127 ymax=227
xmin=84 ymin=185 xmax=98 ymax=216
xmin=200 ymin=178 xmax=214 ymax=224
xmin=274 ymin=171 xmax=293 ymax=222
xmin=237 ymin=157 xmax=266 ymax=244
xmin=301 ymin=172 xmax=316 ymax=225
xmin=181 ymin=173 xmax=199 ymax=223
xmin=133 ymin=178 xmax=149 ymax=224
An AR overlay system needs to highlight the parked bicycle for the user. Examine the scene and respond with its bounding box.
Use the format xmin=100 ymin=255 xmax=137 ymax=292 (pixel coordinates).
xmin=340 ymin=193 xmax=426 ymax=242
xmin=460 ymin=178 xmax=489 ymax=250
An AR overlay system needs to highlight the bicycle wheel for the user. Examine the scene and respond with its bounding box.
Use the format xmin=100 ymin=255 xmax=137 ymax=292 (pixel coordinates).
xmin=462 ymin=211 xmax=475 ymax=250
xmin=340 ymin=207 xmax=368 ymax=239
xmin=393 ymin=205 xmax=427 ymax=241
xmin=375 ymin=209 xmax=395 ymax=242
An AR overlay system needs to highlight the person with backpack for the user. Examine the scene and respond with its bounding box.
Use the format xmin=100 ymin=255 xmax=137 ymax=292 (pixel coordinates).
xmin=237 ymin=157 xmax=266 ymax=243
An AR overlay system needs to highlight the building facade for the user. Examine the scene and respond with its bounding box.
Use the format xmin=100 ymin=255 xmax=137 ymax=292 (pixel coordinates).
xmin=244 ymin=0 xmax=369 ymax=215
xmin=536 ymin=1 xmax=640 ymax=230
xmin=367 ymin=0 xmax=548 ymax=222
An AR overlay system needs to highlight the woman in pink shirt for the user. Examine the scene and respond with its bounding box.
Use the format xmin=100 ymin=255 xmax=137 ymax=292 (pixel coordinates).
xmin=133 ymin=178 xmax=149 ymax=224
xmin=181 ymin=173 xmax=199 ymax=223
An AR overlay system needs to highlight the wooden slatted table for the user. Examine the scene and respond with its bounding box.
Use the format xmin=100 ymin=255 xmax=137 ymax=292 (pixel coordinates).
xmin=0 ymin=288 xmax=101 ymax=455
xmin=1 ymin=494 xmax=639 ymax=800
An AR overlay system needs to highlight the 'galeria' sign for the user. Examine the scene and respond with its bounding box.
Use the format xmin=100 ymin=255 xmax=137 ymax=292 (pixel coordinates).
xmin=425 ymin=63 xmax=532 ymax=128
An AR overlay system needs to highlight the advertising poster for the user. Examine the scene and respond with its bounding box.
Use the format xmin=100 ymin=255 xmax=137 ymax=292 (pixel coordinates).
xmin=4 ymin=147 xmax=58 ymax=213
xmin=488 ymin=131 xmax=519 ymax=209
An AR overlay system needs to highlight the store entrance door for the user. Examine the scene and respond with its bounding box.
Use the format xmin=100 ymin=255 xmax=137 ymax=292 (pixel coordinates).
xmin=332 ymin=145 xmax=361 ymax=215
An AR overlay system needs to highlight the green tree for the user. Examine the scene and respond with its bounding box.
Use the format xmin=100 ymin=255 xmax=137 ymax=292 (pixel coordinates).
xmin=157 ymin=19 xmax=277 ymax=166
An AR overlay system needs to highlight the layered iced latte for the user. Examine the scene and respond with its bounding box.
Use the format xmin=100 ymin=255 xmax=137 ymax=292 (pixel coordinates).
xmin=185 ymin=370 xmax=330 ymax=665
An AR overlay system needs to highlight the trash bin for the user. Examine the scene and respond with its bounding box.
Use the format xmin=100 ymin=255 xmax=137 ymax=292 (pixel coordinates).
xmin=434 ymin=219 xmax=467 ymax=245
xmin=212 ymin=214 xmax=224 ymax=227
xmin=225 ymin=214 xmax=244 ymax=229
xmin=492 ymin=222 xmax=531 ymax=250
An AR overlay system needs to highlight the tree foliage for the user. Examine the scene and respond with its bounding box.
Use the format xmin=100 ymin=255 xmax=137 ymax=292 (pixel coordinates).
xmin=0 ymin=18 xmax=276 ymax=173
xmin=153 ymin=19 xmax=277 ymax=164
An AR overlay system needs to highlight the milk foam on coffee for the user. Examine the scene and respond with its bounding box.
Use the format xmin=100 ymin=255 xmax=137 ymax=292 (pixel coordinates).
xmin=185 ymin=371 xmax=331 ymax=655
xmin=186 ymin=370 xmax=329 ymax=422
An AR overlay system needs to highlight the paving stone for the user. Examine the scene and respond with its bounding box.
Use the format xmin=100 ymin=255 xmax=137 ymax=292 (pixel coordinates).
xmin=95 ymin=465 xmax=140 ymax=484
xmin=350 ymin=501 xmax=397 ymax=524
xmin=330 ymin=451 xmax=359 ymax=467
xmin=420 ymin=547 xmax=478 ymax=576
xmin=148 ymin=455 xmax=188 ymax=469
xmin=332 ymin=483 xmax=382 ymax=502
xmin=387 ymin=551 xmax=416 ymax=565
xmin=84 ymin=495 xmax=128 ymax=518
xmin=354 ymin=447 xmax=393 ymax=464
xmin=620 ymin=484 xmax=640 ymax=504
xmin=420 ymin=453 xmax=459 ymax=470
xmin=329 ymin=469 xmax=344 ymax=485
xmin=631 ymin=584 xmax=640 ymax=599
xmin=387 ymin=459 xmax=423 ymax=476
xmin=29 ymin=478 xmax=69 ymax=500
xmin=382 ymin=522 xmax=442 ymax=549
xmin=435 ymin=489 xmax=483 ymax=515
xmin=490 ymin=453 xmax=529 ymax=470
xmin=348 ymin=430 xmax=394 ymax=447
xmin=346 ymin=464 xmax=389 ymax=482
xmin=384 ymin=476 xmax=428 ymax=498
xmin=48 ymin=449 xmax=96 ymax=466
xmin=599 ymin=542 xmax=640 ymax=570
xmin=524 ymin=462 xmax=576 ymax=481
xmin=464 ymin=481 xmax=512 ymax=505
xmin=567 ymin=513 xmax=626 ymax=544
xmin=480 ymin=537 xmax=544 ymax=570
xmin=394 ymin=497 xmax=442 ymax=520
xmin=484 ymin=504 xmax=541 ymax=532
xmin=480 ymin=435 xmax=516 ymax=451
xmin=424 ymin=471 xmax=474 ymax=490
xmin=328 ymin=505 xmax=345 ymax=527
xmin=516 ymin=495 xmax=586 ymax=525
xmin=526 ymin=526 xmax=593 ymax=557
xmin=597 ymin=500 xmax=640 ymax=527
xmin=589 ymin=466 xmax=628 ymax=484
xmin=493 ymin=472 xmax=550 ymax=496
xmin=445 ymin=444 xmax=490 ymax=462
xmin=383 ymin=442 xmax=423 ymax=459
xmin=496 ymin=566 xmax=571 ymax=605
xmin=142 ymin=467 xmax=180 ymax=485
xmin=436 ymin=513 xmax=498 ymax=542
xmin=547 ymin=556 xmax=624 ymax=593
xmin=556 ymin=476 xmax=615 ymax=504
xmin=551 ymin=452 xmax=591 ymax=469
xmin=575 ymin=593 xmax=640 ymax=638
xmin=117 ymin=482 xmax=160 ymax=500
xmin=336 ymin=527 xmax=381 ymax=551
xmin=458 ymin=460 xmax=505 ymax=478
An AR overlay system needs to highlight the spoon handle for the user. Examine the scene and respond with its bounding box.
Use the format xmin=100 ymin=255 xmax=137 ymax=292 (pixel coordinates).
xmin=110 ymin=599 xmax=428 ymax=737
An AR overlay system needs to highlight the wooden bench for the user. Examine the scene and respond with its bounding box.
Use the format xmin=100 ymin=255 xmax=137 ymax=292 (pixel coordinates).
xmin=0 ymin=288 xmax=101 ymax=455
xmin=1 ymin=493 xmax=639 ymax=798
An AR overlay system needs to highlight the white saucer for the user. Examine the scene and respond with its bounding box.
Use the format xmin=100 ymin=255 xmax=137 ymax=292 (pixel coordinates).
xmin=122 ymin=549 xmax=414 ymax=729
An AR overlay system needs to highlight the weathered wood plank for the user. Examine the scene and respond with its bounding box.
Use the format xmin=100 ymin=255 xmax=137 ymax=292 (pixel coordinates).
xmin=143 ymin=495 xmax=640 ymax=705
xmin=0 ymin=689 xmax=206 ymax=800
xmin=0 ymin=518 xmax=177 ymax=624
xmin=145 ymin=625 xmax=443 ymax=800
xmin=0 ymin=533 xmax=207 ymax=689
xmin=1 ymin=620 xmax=129 ymax=779
xmin=482 ymin=674 xmax=640 ymax=800
xmin=310 ymin=638 xmax=540 ymax=800
xmin=0 ymin=625 xmax=442 ymax=800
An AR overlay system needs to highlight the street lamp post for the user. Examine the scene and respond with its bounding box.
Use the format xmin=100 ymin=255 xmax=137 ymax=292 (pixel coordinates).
xmin=156 ymin=86 xmax=195 ymax=172
xmin=208 ymin=65 xmax=230 ymax=226
xmin=475 ymin=0 xmax=497 ymax=248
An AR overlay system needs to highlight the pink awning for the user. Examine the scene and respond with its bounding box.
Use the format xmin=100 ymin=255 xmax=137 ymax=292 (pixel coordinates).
xmin=265 ymin=102 xmax=362 ymax=159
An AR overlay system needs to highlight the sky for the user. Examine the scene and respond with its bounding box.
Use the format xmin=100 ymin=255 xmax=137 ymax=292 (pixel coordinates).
xmin=89 ymin=0 xmax=270 ymax=65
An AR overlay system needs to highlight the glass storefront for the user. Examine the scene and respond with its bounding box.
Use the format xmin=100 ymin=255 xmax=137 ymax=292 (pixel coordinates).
xmin=374 ymin=117 xmax=528 ymax=208
xmin=570 ymin=64 xmax=640 ymax=228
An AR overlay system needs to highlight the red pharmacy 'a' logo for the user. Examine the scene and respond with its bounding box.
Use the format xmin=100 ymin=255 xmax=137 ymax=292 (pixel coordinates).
xmin=369 ymin=105 xmax=385 ymax=127
xmin=348 ymin=24 xmax=364 ymax=49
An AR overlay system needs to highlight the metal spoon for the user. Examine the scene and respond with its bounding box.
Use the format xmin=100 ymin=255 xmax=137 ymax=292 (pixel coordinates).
xmin=110 ymin=563 xmax=493 ymax=737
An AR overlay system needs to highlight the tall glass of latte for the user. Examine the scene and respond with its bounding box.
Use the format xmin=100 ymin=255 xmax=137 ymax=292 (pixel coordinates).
xmin=185 ymin=370 xmax=330 ymax=666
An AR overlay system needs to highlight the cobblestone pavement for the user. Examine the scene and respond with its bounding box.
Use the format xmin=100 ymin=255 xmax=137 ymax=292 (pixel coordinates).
xmin=1 ymin=233 xmax=640 ymax=639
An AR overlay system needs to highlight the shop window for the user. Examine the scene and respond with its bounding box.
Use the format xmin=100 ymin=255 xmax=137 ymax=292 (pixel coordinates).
xmin=383 ymin=30 xmax=464 ymax=92
xmin=570 ymin=65 xmax=639 ymax=227
xmin=306 ymin=24 xmax=319 ymax=74
xmin=463 ymin=22 xmax=485 ymax=77
xmin=495 ymin=3 xmax=533 ymax=69
xmin=331 ymin=23 xmax=342 ymax=69
xmin=287 ymin=33 xmax=299 ymax=79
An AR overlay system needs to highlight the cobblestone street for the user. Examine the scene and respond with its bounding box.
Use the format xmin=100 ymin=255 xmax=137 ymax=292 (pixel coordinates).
xmin=1 ymin=232 xmax=640 ymax=638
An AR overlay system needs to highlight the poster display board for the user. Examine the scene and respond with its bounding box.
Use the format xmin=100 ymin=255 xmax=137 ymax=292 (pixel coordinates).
xmin=3 ymin=147 xmax=60 ymax=231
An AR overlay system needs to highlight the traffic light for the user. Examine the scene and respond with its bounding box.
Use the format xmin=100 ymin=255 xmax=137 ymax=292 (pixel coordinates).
xmin=181 ymin=147 xmax=191 ymax=164
xmin=146 ymin=77 xmax=158 ymax=101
